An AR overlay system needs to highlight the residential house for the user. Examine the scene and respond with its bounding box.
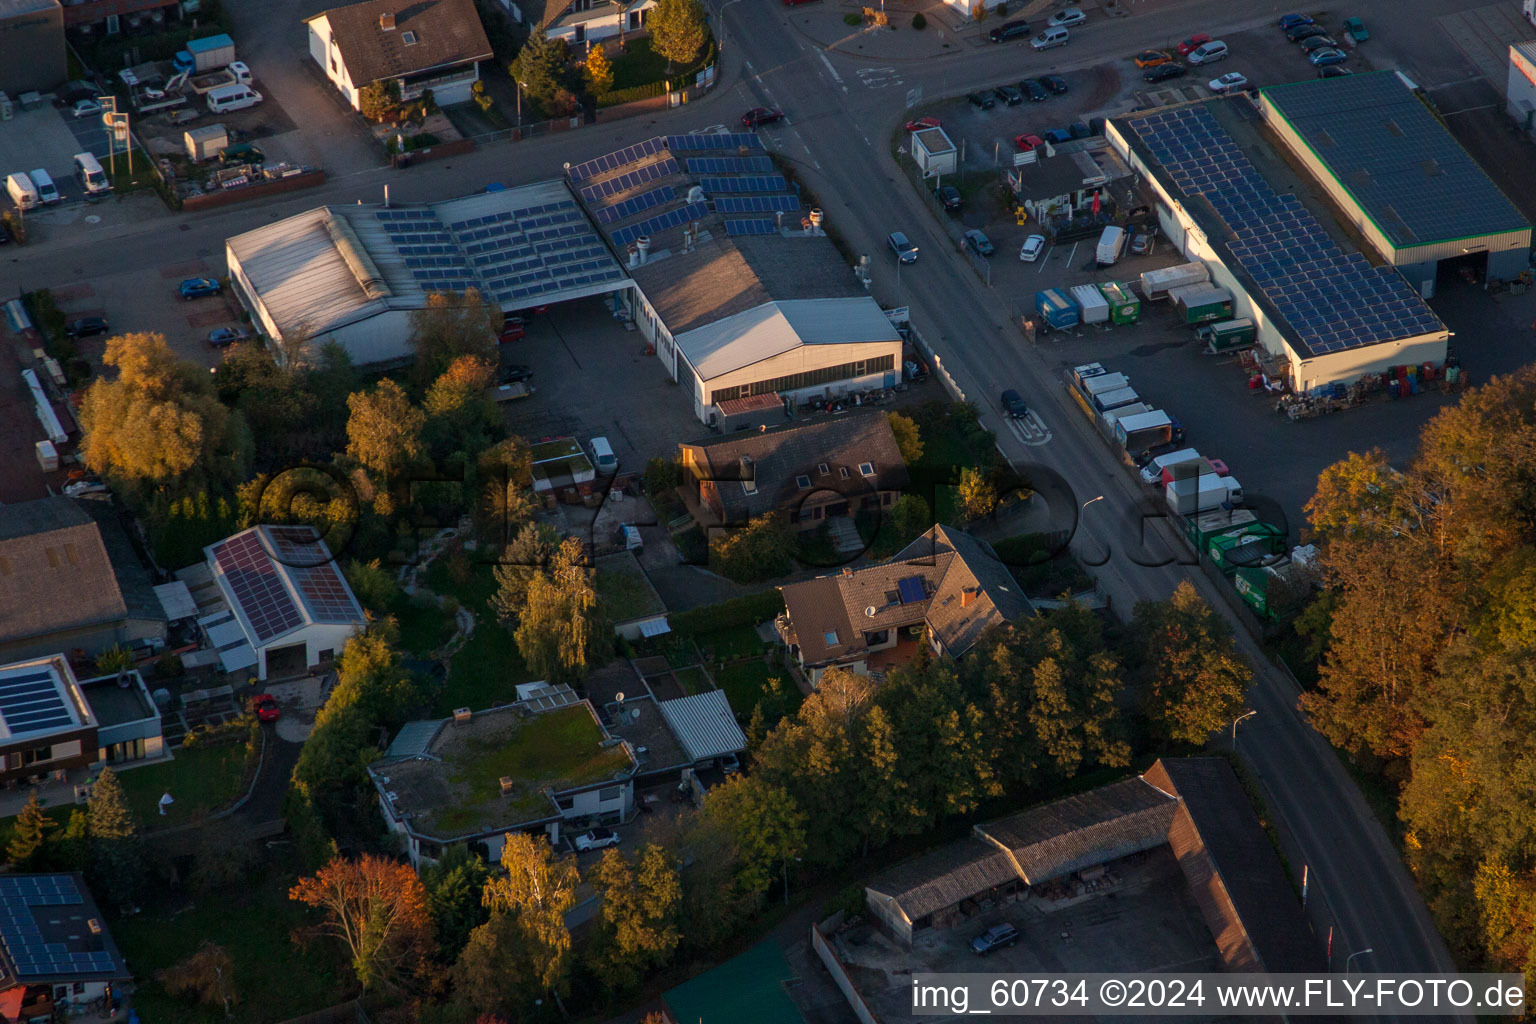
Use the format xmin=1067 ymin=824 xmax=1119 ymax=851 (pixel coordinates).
xmin=0 ymin=874 xmax=130 ymax=1021
xmin=0 ymin=497 xmax=166 ymax=664
xmin=0 ymin=655 xmax=165 ymax=786
xmin=678 ymin=411 xmax=909 ymax=531
xmin=775 ymin=525 xmax=1032 ymax=684
xmin=501 ymin=0 xmax=655 ymax=46
xmin=306 ymin=0 xmax=493 ymax=110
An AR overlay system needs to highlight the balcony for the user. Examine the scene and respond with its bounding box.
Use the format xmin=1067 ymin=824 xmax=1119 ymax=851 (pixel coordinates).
xmin=399 ymin=66 xmax=478 ymax=101
xmin=62 ymin=0 xmax=177 ymax=27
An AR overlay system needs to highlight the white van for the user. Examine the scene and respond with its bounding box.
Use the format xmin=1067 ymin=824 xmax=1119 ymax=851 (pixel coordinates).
xmin=1095 ymin=225 xmax=1126 ymax=267
xmin=1032 ymin=26 xmax=1069 ymax=49
xmin=72 ymin=154 xmax=110 ymax=195
xmin=6 ymin=172 xmax=37 ymax=210
xmin=28 ymin=169 xmax=59 ymax=205
xmin=1187 ymin=40 xmax=1228 ymax=64
xmin=589 ymin=436 xmax=617 ymax=475
xmin=206 ymin=84 xmax=263 ymax=114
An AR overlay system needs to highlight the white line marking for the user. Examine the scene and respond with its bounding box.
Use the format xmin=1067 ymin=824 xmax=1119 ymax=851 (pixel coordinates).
xmin=818 ymin=52 xmax=844 ymax=85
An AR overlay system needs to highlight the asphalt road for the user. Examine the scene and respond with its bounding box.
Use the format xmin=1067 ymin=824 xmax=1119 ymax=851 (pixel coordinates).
xmin=0 ymin=0 xmax=1493 ymax=1011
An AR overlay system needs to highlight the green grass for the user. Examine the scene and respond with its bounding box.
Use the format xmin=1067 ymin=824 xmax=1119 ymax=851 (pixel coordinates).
xmin=110 ymin=853 xmax=348 ymax=1023
xmin=102 ymin=149 xmax=156 ymax=194
xmin=607 ymin=35 xmax=713 ymax=90
xmin=673 ymin=666 xmax=710 ymax=696
xmin=596 ymin=565 xmax=665 ymax=624
xmin=436 ymin=706 xmax=633 ymax=830
xmin=694 ymin=624 xmax=763 ymax=662
xmin=388 ymin=590 xmax=456 ymax=658
xmin=117 ymin=743 xmax=249 ymax=828
xmin=432 ymin=620 xmax=538 ymax=717
xmin=718 ymin=660 xmax=801 ymax=720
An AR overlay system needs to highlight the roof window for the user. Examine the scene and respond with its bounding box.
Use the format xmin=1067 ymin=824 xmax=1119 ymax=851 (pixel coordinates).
xmin=795 ymin=475 xmax=812 ymax=490
xmin=823 ymin=630 xmax=840 ymax=646
xmin=817 ymin=463 xmax=830 ymax=475
xmin=839 ymin=467 xmax=850 ymax=480
xmin=401 ymin=30 xmax=418 ymax=44
xmin=859 ymin=462 xmax=875 ymax=477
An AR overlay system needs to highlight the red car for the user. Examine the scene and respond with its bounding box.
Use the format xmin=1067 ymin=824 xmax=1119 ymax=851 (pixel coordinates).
xmin=251 ymin=694 xmax=280 ymax=723
xmin=499 ymin=317 xmax=526 ymax=343
xmin=905 ymin=116 xmax=941 ymax=132
xmin=741 ymin=107 xmax=784 ymax=128
xmin=1176 ymin=33 xmax=1212 ymax=55
xmin=1014 ymin=133 xmax=1045 ymax=152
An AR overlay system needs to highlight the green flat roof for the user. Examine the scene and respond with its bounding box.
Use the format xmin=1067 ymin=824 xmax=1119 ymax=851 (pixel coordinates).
xmin=665 ymin=942 xmax=806 ymax=1024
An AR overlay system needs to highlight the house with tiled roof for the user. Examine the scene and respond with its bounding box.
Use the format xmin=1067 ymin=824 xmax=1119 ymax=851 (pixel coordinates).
xmin=305 ymin=0 xmax=493 ymax=111
xmin=774 ymin=524 xmax=1032 ymax=685
xmin=678 ymin=412 xmax=909 ymax=532
xmin=498 ymin=0 xmax=656 ymax=47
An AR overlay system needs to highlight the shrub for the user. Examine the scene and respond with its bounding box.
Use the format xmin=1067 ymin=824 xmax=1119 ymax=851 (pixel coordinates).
xmin=597 ymin=81 xmax=669 ymax=107
xmin=911 ymin=12 xmax=927 ymax=28
xmin=844 ymin=12 xmax=862 ymax=25
xmin=670 ymin=591 xmax=785 ymax=635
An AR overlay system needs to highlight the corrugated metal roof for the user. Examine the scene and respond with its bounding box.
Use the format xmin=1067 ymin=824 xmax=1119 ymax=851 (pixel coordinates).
xmin=226 ymin=207 xmax=382 ymax=342
xmin=675 ymin=297 xmax=901 ymax=381
xmin=153 ymin=581 xmax=198 ymax=621
xmin=386 ymin=719 xmax=445 ymax=759
xmin=658 ymin=690 xmax=746 ymax=762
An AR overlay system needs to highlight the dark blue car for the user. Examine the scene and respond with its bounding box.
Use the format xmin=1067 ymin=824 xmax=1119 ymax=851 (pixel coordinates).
xmin=179 ymin=277 xmax=221 ymax=300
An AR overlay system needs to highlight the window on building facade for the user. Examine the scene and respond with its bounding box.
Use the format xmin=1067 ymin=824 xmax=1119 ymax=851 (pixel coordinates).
xmin=707 ymin=355 xmax=895 ymax=407
xmin=598 ymin=785 xmax=623 ymax=802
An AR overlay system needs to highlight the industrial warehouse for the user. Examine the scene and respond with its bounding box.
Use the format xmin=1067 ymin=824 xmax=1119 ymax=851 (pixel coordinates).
xmin=1103 ymin=73 xmax=1516 ymax=392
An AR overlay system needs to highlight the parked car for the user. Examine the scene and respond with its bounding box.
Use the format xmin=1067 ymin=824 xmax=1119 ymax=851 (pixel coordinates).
xmin=1208 ymin=72 xmax=1249 ymax=93
xmin=178 ymin=277 xmax=221 ymax=299
xmin=935 ymin=185 xmax=962 ymax=211
xmin=1043 ymin=127 xmax=1073 ymax=144
xmin=1277 ymin=13 xmax=1314 ymax=30
xmin=963 ymin=229 xmax=995 ymax=257
xmin=1317 ymin=65 xmax=1353 ymax=78
xmin=219 ymin=143 xmax=264 ymax=164
xmin=967 ymin=90 xmax=996 ymax=110
xmin=995 ymin=83 xmax=1024 ymax=105
xmin=1022 ymin=78 xmax=1049 ymax=102
xmin=1187 ymin=40 xmax=1229 ymax=64
xmin=1014 ymin=133 xmax=1044 ymax=151
xmin=1300 ymin=34 xmax=1338 ymax=52
xmin=1134 ymin=49 xmax=1173 ymax=68
xmin=1042 ymin=75 xmax=1069 ymax=95
xmin=65 ymin=316 xmax=110 ymax=338
xmin=741 ymin=107 xmax=784 ymax=128
xmin=1048 ymin=7 xmax=1085 ymax=27
xmin=1287 ymin=23 xmax=1328 ymax=41
xmin=1343 ymin=16 xmax=1368 ymax=41
xmin=1309 ymin=47 xmax=1348 ymax=66
xmin=905 ymin=115 xmax=941 ymax=132
xmin=498 ymin=364 xmax=534 ymax=384
xmin=888 ymin=231 xmax=919 ymax=263
xmin=1129 ymin=229 xmax=1156 ymax=255
xmin=251 ymin=694 xmax=280 ymax=723
xmin=970 ymin=923 xmax=1020 ymax=954
xmin=1068 ymin=121 xmax=1091 ymax=139
xmin=1176 ymin=32 xmax=1212 ymax=55
xmin=1144 ymin=62 xmax=1187 ymax=82
xmin=208 ymin=326 xmax=251 ymax=346
xmin=988 ymin=19 xmax=1031 ymax=42
xmin=1019 ymin=234 xmax=1046 ymax=262
xmin=71 ymin=98 xmax=102 ymax=119
xmin=574 ymin=828 xmax=620 ymax=852
xmin=499 ymin=316 xmax=527 ymax=343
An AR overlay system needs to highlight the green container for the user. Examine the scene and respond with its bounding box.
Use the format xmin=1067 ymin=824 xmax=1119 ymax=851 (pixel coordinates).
xmin=1196 ymin=317 xmax=1256 ymax=352
xmin=1184 ymin=507 xmax=1259 ymax=550
xmin=1208 ymin=524 xmax=1286 ymax=574
xmin=1232 ymin=566 xmax=1273 ymax=619
xmin=1098 ymin=281 xmax=1141 ymax=324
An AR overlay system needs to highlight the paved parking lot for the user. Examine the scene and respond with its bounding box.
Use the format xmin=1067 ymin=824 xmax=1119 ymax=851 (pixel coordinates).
xmin=0 ymin=104 xmax=109 ymax=208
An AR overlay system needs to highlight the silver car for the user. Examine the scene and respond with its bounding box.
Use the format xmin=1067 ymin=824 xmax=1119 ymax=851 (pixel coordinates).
xmin=889 ymin=231 xmax=919 ymax=264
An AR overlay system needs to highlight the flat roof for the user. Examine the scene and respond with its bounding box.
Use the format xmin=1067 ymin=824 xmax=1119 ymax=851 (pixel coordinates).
xmin=1261 ymin=72 xmax=1530 ymax=248
xmin=675 ymin=297 xmax=901 ymax=380
xmin=0 ymin=656 xmax=92 ymax=743
xmin=593 ymin=551 xmax=666 ymax=624
xmin=79 ymin=672 xmax=156 ymax=729
xmin=0 ymin=874 xmax=128 ymax=985
xmin=1115 ymin=100 xmax=1445 ymax=359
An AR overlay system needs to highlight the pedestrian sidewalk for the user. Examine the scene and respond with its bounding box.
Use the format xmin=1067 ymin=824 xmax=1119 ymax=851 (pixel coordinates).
xmin=786 ymin=0 xmax=1140 ymax=61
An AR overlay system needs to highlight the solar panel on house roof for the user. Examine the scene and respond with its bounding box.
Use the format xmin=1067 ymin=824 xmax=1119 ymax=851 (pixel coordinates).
xmin=0 ymin=875 xmax=119 ymax=980
xmin=266 ymin=526 xmax=361 ymax=626
xmin=610 ymin=201 xmax=710 ymax=246
xmin=724 ymin=218 xmax=778 ymax=236
xmin=665 ymin=133 xmax=765 ymax=152
xmin=686 ymin=156 xmax=775 ymax=174
xmin=715 ymin=195 xmax=800 ymax=214
xmin=1126 ymin=104 xmax=1442 ymax=357
xmin=897 ymin=576 xmax=926 ymax=605
xmin=0 ymin=670 xmax=72 ymax=736
xmin=698 ymin=176 xmax=788 ymax=194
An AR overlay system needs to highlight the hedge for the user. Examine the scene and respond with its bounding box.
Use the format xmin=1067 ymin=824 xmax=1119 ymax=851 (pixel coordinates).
xmin=597 ymin=81 xmax=668 ymax=107
xmin=670 ymin=590 xmax=786 ymax=635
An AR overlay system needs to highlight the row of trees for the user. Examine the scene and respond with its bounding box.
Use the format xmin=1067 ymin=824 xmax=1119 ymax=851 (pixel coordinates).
xmin=8 ymin=769 xmax=145 ymax=909
xmin=1299 ymin=366 xmax=1536 ymax=972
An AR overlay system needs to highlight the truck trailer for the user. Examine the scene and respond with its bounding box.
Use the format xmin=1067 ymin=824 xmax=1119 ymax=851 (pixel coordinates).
xmin=1169 ymin=284 xmax=1233 ymax=325
xmin=175 ymin=34 xmax=237 ymax=74
xmin=1140 ymin=261 xmax=1208 ymax=301
xmin=1115 ymin=409 xmax=1174 ymax=452
xmin=1166 ymin=474 xmax=1242 ymax=516
xmin=1035 ymin=288 xmax=1080 ymax=330
xmin=1069 ymin=284 xmax=1110 ymax=324
xmin=1196 ymin=316 xmax=1256 ymax=353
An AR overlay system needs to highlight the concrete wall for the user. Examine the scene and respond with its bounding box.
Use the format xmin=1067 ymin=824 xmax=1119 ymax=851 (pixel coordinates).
xmin=0 ymin=3 xmax=64 ymax=96
xmin=812 ymin=918 xmax=882 ymax=1024
xmin=1508 ymin=45 xmax=1536 ymax=131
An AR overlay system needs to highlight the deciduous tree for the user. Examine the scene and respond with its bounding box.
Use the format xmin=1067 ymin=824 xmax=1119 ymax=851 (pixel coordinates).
xmin=649 ymin=0 xmax=708 ymax=71
xmin=583 ymin=43 xmax=613 ymax=94
xmin=289 ymin=854 xmax=434 ymax=992
xmin=709 ymin=514 xmax=793 ymax=582
xmin=588 ymin=844 xmax=681 ymax=991
xmin=422 ymin=846 xmax=494 ymax=961
xmin=886 ymin=411 xmax=924 ymax=464
xmin=1130 ymin=581 xmax=1252 ymax=745
xmin=423 ymin=354 xmax=498 ymax=454
xmin=408 ymin=289 xmax=500 ymax=387
xmin=957 ymin=466 xmax=997 ymax=522
xmin=346 ymin=379 xmax=426 ymax=477
xmin=358 ymin=79 xmax=401 ymax=122
xmin=491 ymin=522 xmax=560 ymax=625
xmin=701 ymin=775 xmax=806 ymax=902
xmin=6 ymin=792 xmax=56 ymax=870
xmin=513 ymin=536 xmax=607 ymax=681
xmin=482 ymin=833 xmax=581 ymax=1001
xmin=161 ymin=942 xmax=238 ymax=1014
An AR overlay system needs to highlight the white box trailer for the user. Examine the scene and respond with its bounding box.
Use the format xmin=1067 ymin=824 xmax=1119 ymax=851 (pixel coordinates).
xmin=35 ymin=440 xmax=57 ymax=472
xmin=1167 ymin=474 xmax=1243 ymax=516
xmin=1092 ymin=385 xmax=1140 ymax=412
xmin=1140 ymin=261 xmax=1209 ymax=301
xmin=1070 ymin=284 xmax=1110 ymax=324
xmin=1082 ymin=371 xmax=1130 ymax=396
xmin=1072 ymin=362 xmax=1107 ymax=390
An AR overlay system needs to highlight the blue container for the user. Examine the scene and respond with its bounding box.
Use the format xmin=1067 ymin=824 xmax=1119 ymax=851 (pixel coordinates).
xmin=1389 ymin=380 xmax=1402 ymax=399
xmin=1409 ymin=377 xmax=1419 ymax=395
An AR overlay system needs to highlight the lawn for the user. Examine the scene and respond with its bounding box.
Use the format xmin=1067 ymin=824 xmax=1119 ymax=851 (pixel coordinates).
xmin=607 ymin=35 xmax=714 ymax=90
xmin=431 ymin=620 xmax=538 ymax=717
xmin=388 ymin=590 xmax=456 ymax=659
xmin=673 ymin=666 xmax=711 ymax=696
xmin=117 ymin=743 xmax=249 ymax=827
xmin=718 ymin=660 xmax=801 ymax=721
xmin=693 ymin=623 xmax=763 ymax=662
xmin=111 ymin=854 xmax=348 ymax=1023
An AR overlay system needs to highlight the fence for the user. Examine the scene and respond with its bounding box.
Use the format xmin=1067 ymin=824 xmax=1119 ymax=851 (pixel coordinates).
xmin=905 ymin=324 xmax=966 ymax=404
xmin=469 ymin=66 xmax=717 ymax=150
xmin=810 ymin=915 xmax=878 ymax=1024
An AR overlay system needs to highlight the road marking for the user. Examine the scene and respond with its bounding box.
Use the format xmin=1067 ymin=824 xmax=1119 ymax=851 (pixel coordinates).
xmin=1005 ymin=411 xmax=1052 ymax=446
xmin=856 ymin=66 xmax=902 ymax=90
xmin=698 ymin=124 xmax=728 ymax=134
xmin=817 ymin=51 xmax=848 ymax=93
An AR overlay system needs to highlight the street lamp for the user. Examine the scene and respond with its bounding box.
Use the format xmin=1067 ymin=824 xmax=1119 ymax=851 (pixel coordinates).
xmin=1081 ymin=495 xmax=1104 ymax=513
xmin=1232 ymin=709 xmax=1257 ymax=750
xmin=1345 ymin=947 xmax=1374 ymax=973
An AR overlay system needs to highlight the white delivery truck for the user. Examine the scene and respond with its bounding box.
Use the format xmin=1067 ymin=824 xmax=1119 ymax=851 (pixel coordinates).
xmin=6 ymin=172 xmax=38 ymax=210
xmin=1140 ymin=448 xmax=1202 ymax=484
xmin=1095 ymin=225 xmax=1126 ymax=267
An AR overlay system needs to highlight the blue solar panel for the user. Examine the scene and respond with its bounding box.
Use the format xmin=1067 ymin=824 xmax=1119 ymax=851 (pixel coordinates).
xmin=567 ymin=136 xmax=668 ymax=182
xmin=666 ymin=133 xmax=765 ymax=152
xmin=716 ymin=195 xmax=800 ymax=214
xmin=698 ymin=176 xmax=788 ymax=194
xmin=610 ymin=202 xmax=710 ymax=247
xmin=577 ymin=159 xmax=678 ymax=202
xmin=724 ymin=218 xmax=778 ymax=236
xmin=593 ymin=186 xmax=676 ymax=226
xmin=686 ymin=156 xmax=775 ymax=174
xmin=897 ymin=576 xmax=926 ymax=605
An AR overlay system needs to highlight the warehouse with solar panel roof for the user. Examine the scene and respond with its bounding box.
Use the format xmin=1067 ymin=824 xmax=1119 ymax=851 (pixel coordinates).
xmin=1108 ymin=88 xmax=1459 ymax=391
xmin=567 ymin=134 xmax=903 ymax=426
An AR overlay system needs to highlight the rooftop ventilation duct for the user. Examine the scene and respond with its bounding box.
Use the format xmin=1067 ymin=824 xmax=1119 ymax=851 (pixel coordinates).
xmin=324 ymin=212 xmax=392 ymax=301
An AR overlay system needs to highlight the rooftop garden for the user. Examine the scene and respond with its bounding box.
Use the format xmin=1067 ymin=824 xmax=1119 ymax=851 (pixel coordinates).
xmin=596 ymin=557 xmax=666 ymax=624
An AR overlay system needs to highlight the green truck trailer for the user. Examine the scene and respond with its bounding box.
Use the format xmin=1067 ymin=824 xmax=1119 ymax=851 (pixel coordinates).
xmin=1207 ymin=522 xmax=1287 ymax=574
xmin=1195 ymin=317 xmax=1256 ymax=353
xmin=1169 ymin=284 xmax=1233 ymax=325
xmin=1183 ymin=507 xmax=1259 ymax=550
xmin=1098 ymin=281 xmax=1141 ymax=324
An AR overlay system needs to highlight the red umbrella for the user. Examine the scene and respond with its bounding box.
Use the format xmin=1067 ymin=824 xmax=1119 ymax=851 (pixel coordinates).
xmin=1091 ymin=192 xmax=1101 ymax=215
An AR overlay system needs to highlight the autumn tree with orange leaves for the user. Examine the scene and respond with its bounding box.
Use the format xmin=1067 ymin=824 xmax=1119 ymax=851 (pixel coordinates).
xmin=290 ymin=854 xmax=434 ymax=992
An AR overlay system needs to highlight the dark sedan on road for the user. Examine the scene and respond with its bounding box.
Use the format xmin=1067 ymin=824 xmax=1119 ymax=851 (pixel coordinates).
xmin=1040 ymin=74 xmax=1069 ymax=94
xmin=1022 ymin=78 xmax=1048 ymax=102
xmin=935 ymin=185 xmax=962 ymax=211
xmin=995 ymin=83 xmax=1024 ymax=105
xmin=178 ymin=277 xmax=221 ymax=300
xmin=1143 ymin=62 xmax=1187 ymax=82
xmin=1001 ymin=390 xmax=1029 ymax=418
xmin=967 ymin=90 xmax=996 ymax=110
xmin=741 ymin=107 xmax=784 ymax=128
xmin=65 ymin=316 xmax=110 ymax=338
xmin=888 ymin=231 xmax=919 ymax=263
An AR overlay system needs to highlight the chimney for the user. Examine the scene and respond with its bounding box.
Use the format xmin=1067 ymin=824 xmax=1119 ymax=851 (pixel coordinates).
xmin=960 ymin=587 xmax=979 ymax=608
xmin=636 ymin=235 xmax=651 ymax=264
xmin=626 ymin=243 xmax=639 ymax=269
xmin=738 ymin=454 xmax=753 ymax=479
xmin=453 ymin=706 xmax=472 ymax=724
xmin=841 ymin=567 xmax=854 ymax=578
xmin=499 ymin=776 xmax=515 ymax=796
xmin=808 ymin=208 xmax=824 ymax=234
xmin=379 ymin=11 xmax=396 ymax=29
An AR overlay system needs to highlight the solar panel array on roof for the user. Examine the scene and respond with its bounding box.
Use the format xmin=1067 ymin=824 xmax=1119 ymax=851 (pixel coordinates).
xmin=266 ymin=527 xmax=361 ymax=626
xmin=446 ymin=199 xmax=626 ymax=304
xmin=593 ymin=185 xmax=675 ymax=226
xmin=1129 ymin=105 xmax=1442 ymax=356
xmin=897 ymin=576 xmax=927 ymax=605
xmin=567 ymin=136 xmax=667 ymax=183
xmin=611 ymin=201 xmax=710 ymax=246
xmin=699 ymin=176 xmax=788 ymax=194
xmin=214 ymin=532 xmax=302 ymax=642
xmin=687 ymin=156 xmax=775 ymax=174
xmin=0 ymin=671 xmax=72 ymax=736
xmin=376 ymin=208 xmax=480 ymax=293
xmin=578 ymin=158 xmax=679 ymax=202
xmin=666 ymin=133 xmax=765 ymax=152
xmin=724 ymin=218 xmax=778 ymax=236
xmin=716 ymin=195 xmax=800 ymax=214
xmin=0 ymin=876 xmax=118 ymax=979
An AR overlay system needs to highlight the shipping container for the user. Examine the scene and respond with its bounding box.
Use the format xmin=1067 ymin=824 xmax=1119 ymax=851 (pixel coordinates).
xmin=1140 ymin=261 xmax=1209 ymax=301
xmin=1081 ymin=371 xmax=1130 ymax=397
xmin=184 ymin=124 xmax=229 ymax=162
xmin=1098 ymin=281 xmax=1141 ymax=323
xmin=1072 ymin=363 xmax=1106 ymax=390
xmin=1166 ymin=474 xmax=1242 ymax=516
xmin=1207 ymin=523 xmax=1286 ymax=573
xmin=1196 ymin=316 xmax=1256 ymax=352
xmin=1115 ymin=409 xmax=1174 ymax=451
xmin=1092 ymin=386 xmax=1140 ymax=413
xmin=1233 ymin=560 xmax=1295 ymax=621
xmin=1169 ymin=284 xmax=1233 ymax=324
xmin=1070 ymin=284 xmax=1110 ymax=325
xmin=1035 ymin=288 xmax=1080 ymax=329
xmin=1184 ymin=507 xmax=1258 ymax=549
